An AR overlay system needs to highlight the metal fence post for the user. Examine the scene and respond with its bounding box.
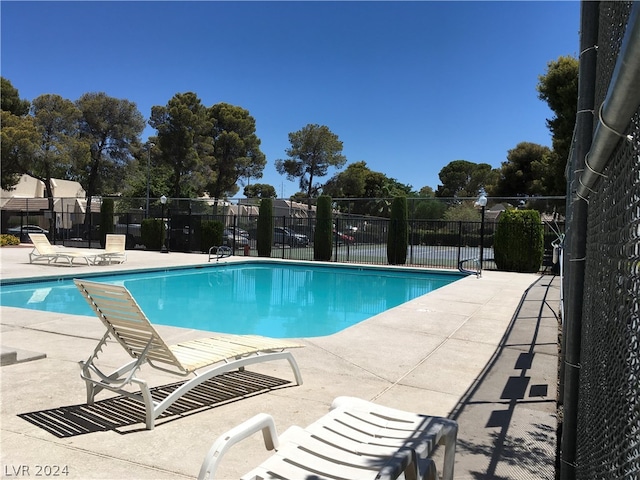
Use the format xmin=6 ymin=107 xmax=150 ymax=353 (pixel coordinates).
xmin=561 ymin=3 xmax=599 ymax=478
xmin=457 ymin=221 xmax=463 ymax=267
xmin=281 ymin=216 xmax=286 ymax=259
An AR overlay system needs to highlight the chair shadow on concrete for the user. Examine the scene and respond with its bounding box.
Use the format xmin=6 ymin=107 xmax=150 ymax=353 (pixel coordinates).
xmin=18 ymin=370 xmax=291 ymax=438
xmin=447 ymin=275 xmax=561 ymax=480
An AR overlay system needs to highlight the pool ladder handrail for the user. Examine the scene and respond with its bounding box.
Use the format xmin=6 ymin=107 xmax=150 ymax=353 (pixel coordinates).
xmin=208 ymin=245 xmax=232 ymax=262
xmin=458 ymin=257 xmax=481 ymax=278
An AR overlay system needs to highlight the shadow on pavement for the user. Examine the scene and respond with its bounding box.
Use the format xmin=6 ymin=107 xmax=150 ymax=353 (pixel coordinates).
xmin=449 ymin=275 xmax=560 ymax=480
xmin=18 ymin=370 xmax=291 ymax=437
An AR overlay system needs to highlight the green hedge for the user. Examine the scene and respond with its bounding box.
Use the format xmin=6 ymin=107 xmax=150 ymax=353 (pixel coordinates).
xmin=494 ymin=210 xmax=544 ymax=272
xmin=99 ymin=198 xmax=115 ymax=247
xmin=314 ymin=195 xmax=333 ymax=261
xmin=387 ymin=196 xmax=408 ymax=265
xmin=141 ymin=218 xmax=164 ymax=251
xmin=200 ymin=220 xmax=224 ymax=252
xmin=256 ymin=198 xmax=274 ymax=257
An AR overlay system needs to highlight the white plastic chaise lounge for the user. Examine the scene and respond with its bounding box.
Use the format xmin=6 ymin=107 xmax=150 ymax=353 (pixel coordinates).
xmin=96 ymin=234 xmax=127 ymax=264
xmin=28 ymin=233 xmax=101 ymax=266
xmin=199 ymin=396 xmax=458 ymax=480
xmin=74 ymin=279 xmax=304 ymax=430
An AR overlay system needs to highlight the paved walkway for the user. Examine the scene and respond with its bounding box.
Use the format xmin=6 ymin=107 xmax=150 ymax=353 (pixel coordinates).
xmin=448 ymin=275 xmax=559 ymax=479
xmin=0 ymin=246 xmax=559 ymax=479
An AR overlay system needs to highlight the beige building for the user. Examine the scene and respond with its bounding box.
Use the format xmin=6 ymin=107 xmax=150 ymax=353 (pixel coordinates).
xmin=1 ymin=174 xmax=90 ymax=232
xmin=236 ymin=198 xmax=316 ymax=219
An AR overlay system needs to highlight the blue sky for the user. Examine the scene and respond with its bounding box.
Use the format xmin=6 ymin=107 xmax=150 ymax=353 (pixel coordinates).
xmin=1 ymin=1 xmax=580 ymax=198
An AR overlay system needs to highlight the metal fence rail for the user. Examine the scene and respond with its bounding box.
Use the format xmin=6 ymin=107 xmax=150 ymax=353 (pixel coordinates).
xmin=2 ymin=203 xmax=562 ymax=273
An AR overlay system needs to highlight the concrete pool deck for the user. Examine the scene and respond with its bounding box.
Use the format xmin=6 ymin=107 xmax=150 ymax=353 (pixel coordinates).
xmin=0 ymin=245 xmax=559 ymax=479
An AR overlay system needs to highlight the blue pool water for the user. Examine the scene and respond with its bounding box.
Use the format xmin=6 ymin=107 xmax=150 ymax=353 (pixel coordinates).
xmin=0 ymin=263 xmax=464 ymax=338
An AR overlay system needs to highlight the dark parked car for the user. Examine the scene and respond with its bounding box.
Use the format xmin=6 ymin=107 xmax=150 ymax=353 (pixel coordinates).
xmin=6 ymin=225 xmax=49 ymax=242
xmin=273 ymin=227 xmax=309 ymax=247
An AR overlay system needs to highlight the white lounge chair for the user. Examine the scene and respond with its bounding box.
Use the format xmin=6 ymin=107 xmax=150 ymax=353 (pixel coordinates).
xmin=96 ymin=234 xmax=127 ymax=264
xmin=28 ymin=233 xmax=101 ymax=266
xmin=199 ymin=396 xmax=458 ymax=480
xmin=74 ymin=279 xmax=304 ymax=430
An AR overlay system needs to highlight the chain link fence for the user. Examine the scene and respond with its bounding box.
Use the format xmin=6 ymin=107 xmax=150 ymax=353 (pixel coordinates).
xmin=561 ymin=2 xmax=640 ymax=478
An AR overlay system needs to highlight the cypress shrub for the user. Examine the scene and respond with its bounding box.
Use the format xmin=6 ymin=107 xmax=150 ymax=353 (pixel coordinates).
xmin=256 ymin=198 xmax=274 ymax=257
xmin=314 ymin=195 xmax=333 ymax=261
xmin=200 ymin=220 xmax=224 ymax=252
xmin=387 ymin=196 xmax=408 ymax=265
xmin=141 ymin=218 xmax=163 ymax=250
xmin=494 ymin=210 xmax=544 ymax=272
xmin=99 ymin=198 xmax=115 ymax=247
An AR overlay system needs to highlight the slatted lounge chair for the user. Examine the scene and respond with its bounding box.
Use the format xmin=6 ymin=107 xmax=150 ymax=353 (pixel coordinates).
xmin=28 ymin=233 xmax=101 ymax=266
xmin=74 ymin=279 xmax=304 ymax=430
xmin=199 ymin=396 xmax=458 ymax=480
xmin=96 ymin=234 xmax=127 ymax=264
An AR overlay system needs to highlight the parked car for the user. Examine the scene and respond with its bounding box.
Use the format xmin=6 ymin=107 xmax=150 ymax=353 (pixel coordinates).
xmin=81 ymin=224 xmax=141 ymax=249
xmin=333 ymin=230 xmax=355 ymax=245
xmin=82 ymin=224 xmax=100 ymax=241
xmin=6 ymin=225 xmax=49 ymax=242
xmin=115 ymin=223 xmax=142 ymax=249
xmin=223 ymin=229 xmax=249 ymax=248
xmin=273 ymin=227 xmax=309 ymax=247
xmin=227 ymin=226 xmax=250 ymax=238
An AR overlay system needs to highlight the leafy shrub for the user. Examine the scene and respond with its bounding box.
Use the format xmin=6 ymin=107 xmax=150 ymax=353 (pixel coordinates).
xmin=141 ymin=218 xmax=164 ymax=250
xmin=314 ymin=195 xmax=333 ymax=261
xmin=494 ymin=210 xmax=544 ymax=272
xmin=256 ymin=198 xmax=274 ymax=257
xmin=200 ymin=220 xmax=224 ymax=252
xmin=0 ymin=234 xmax=20 ymax=246
xmin=387 ymin=196 xmax=408 ymax=265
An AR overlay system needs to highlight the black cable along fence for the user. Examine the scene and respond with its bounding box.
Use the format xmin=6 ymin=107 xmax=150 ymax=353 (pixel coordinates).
xmin=560 ymin=2 xmax=640 ymax=479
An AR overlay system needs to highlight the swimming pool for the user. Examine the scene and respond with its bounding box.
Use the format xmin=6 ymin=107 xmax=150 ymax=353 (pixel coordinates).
xmin=0 ymin=262 xmax=465 ymax=338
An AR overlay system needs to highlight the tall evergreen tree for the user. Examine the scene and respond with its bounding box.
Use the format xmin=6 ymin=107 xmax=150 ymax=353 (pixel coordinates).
xmin=0 ymin=78 xmax=34 ymax=190
xmin=149 ymin=92 xmax=212 ymax=198
xmin=322 ymin=161 xmax=412 ymax=216
xmin=537 ymin=55 xmax=578 ymax=195
xmin=1 ymin=77 xmax=30 ymax=116
xmin=0 ymin=111 xmax=38 ymax=190
xmin=495 ymin=142 xmax=553 ymax=197
xmin=76 ymin=92 xmax=145 ymax=223
xmin=276 ymin=124 xmax=346 ymax=210
xmin=31 ymin=94 xmax=84 ymax=210
xmin=207 ymin=103 xmax=266 ymax=201
xmin=387 ymin=196 xmax=408 ymax=265
xmin=435 ymin=160 xmax=498 ymax=198
xmin=244 ymin=183 xmax=276 ymax=199
xmin=314 ymin=195 xmax=333 ymax=261
xmin=256 ymin=198 xmax=274 ymax=257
